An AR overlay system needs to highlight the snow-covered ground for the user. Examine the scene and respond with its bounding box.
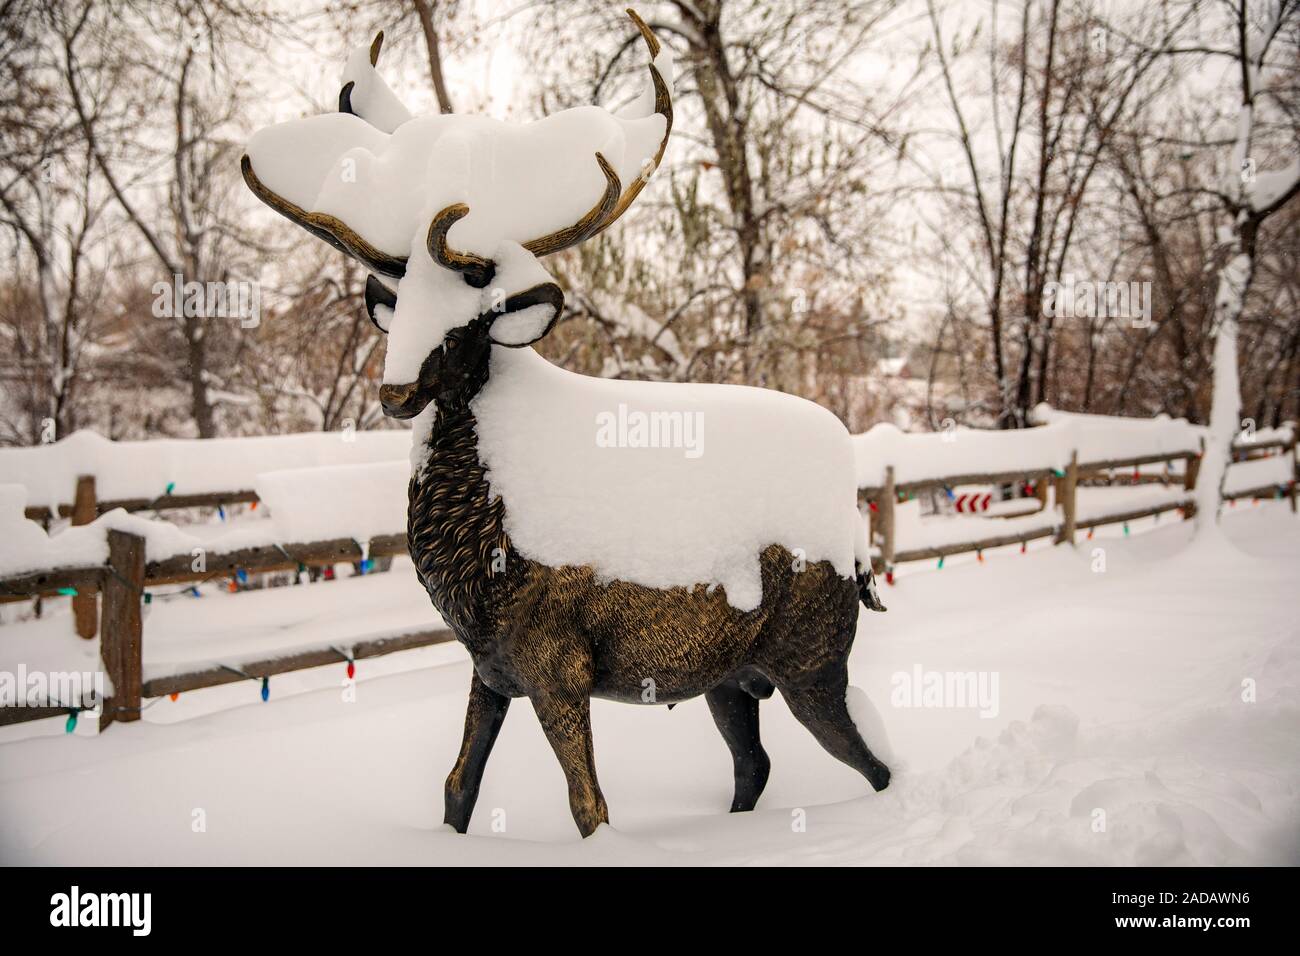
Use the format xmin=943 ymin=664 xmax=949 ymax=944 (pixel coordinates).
xmin=1 ymin=502 xmax=1296 ymax=865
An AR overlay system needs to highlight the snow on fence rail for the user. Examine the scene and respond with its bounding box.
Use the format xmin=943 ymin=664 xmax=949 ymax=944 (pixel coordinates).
xmin=0 ymin=466 xmax=410 ymax=589
xmin=0 ymin=428 xmax=409 ymax=520
xmin=1222 ymin=453 xmax=1297 ymax=498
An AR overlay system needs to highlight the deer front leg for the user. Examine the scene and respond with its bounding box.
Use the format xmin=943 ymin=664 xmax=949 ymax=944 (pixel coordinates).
xmin=444 ymin=670 xmax=511 ymax=833
xmin=532 ymin=689 xmax=608 ymax=837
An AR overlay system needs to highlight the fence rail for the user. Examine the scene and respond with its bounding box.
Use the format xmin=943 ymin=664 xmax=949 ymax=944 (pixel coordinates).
xmin=140 ymin=628 xmax=454 ymax=700
xmin=23 ymin=489 xmax=259 ymax=523
xmin=14 ymin=475 xmax=268 ymax=637
xmin=1225 ymin=482 xmax=1293 ymax=502
xmin=0 ymin=532 xmax=410 ymax=601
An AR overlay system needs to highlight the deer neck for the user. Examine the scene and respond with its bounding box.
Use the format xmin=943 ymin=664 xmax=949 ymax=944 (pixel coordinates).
xmin=407 ymin=398 xmax=520 ymax=640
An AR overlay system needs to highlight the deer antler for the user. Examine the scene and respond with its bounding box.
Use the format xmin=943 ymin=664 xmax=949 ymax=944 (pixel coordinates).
xmin=426 ymin=204 xmax=495 ymax=287
xmin=242 ymin=9 xmax=670 ymax=279
xmin=443 ymin=9 xmax=672 ymax=261
xmin=240 ymin=155 xmax=408 ymax=278
xmin=428 ymin=152 xmax=622 ymax=285
xmin=582 ymin=8 xmax=673 ymax=240
xmin=523 ymin=152 xmax=623 ymax=256
xmin=339 ymin=32 xmax=387 ymax=116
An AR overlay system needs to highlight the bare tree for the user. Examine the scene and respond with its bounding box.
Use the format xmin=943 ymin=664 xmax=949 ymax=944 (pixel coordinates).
xmin=0 ymin=0 xmax=120 ymax=444
xmin=1188 ymin=0 xmax=1300 ymax=531
xmin=921 ymin=0 xmax=1197 ymax=427
xmin=51 ymin=0 xmax=276 ymax=437
xmin=519 ymin=0 xmax=904 ymax=424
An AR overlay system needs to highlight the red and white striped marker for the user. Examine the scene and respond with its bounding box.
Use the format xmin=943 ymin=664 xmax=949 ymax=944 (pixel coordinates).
xmin=954 ymin=492 xmax=993 ymax=513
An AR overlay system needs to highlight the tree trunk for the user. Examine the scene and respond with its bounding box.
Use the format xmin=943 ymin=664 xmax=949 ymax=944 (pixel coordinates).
xmin=691 ymin=14 xmax=765 ymax=352
xmin=1194 ymin=249 xmax=1252 ymax=534
xmin=412 ymin=0 xmax=454 ymax=114
xmin=186 ymin=316 xmax=216 ymax=438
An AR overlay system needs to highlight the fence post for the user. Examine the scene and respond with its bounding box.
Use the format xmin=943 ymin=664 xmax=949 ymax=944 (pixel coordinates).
xmin=1056 ymin=451 xmax=1078 ymax=545
xmin=1183 ymin=444 xmax=1202 ymax=520
xmin=1289 ymin=437 xmax=1298 ymax=514
xmin=1034 ymin=476 xmax=1050 ymax=508
xmin=880 ymin=466 xmax=897 ymax=568
xmin=72 ymin=475 xmax=98 ymax=639
xmin=100 ymin=530 xmax=144 ymax=730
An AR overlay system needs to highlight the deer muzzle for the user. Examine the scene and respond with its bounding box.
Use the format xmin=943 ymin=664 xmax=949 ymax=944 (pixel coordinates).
xmin=379 ymin=382 xmax=424 ymax=419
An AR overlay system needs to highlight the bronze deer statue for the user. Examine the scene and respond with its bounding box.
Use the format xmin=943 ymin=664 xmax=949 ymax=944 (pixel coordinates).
xmin=243 ymin=9 xmax=890 ymax=838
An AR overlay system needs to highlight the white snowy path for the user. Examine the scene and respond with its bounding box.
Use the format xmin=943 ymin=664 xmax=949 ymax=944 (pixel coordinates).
xmin=1 ymin=503 xmax=1297 ymax=865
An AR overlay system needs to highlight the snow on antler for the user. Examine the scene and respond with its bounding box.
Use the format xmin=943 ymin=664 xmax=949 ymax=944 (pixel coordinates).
xmin=339 ymin=32 xmax=413 ymax=134
xmin=243 ymin=14 xmax=672 ymax=261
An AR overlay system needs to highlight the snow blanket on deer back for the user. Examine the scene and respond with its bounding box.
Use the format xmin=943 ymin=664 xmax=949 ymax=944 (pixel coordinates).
xmin=471 ymin=346 xmax=862 ymax=612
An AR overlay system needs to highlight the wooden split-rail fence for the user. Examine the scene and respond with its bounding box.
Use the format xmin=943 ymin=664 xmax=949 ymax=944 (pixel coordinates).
xmin=1 ymin=429 xmax=1295 ymax=732
xmin=860 ymin=434 xmax=1297 ymax=569
xmin=0 ymin=526 xmax=453 ymax=731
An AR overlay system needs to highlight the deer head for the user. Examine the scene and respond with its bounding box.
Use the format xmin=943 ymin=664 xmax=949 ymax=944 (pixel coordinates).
xmin=242 ymin=9 xmax=672 ymax=420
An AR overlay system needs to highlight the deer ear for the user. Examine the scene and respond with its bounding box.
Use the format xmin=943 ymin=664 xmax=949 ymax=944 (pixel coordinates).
xmin=365 ymin=274 xmax=397 ymax=333
xmin=487 ymin=282 xmax=564 ymax=347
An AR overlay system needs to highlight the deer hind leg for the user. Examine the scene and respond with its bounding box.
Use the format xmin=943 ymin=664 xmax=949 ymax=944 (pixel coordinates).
xmin=444 ymin=670 xmax=511 ymax=833
xmin=779 ymin=662 xmax=891 ymax=793
xmin=705 ymin=676 xmax=771 ymax=812
xmin=532 ymin=689 xmax=609 ymax=837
